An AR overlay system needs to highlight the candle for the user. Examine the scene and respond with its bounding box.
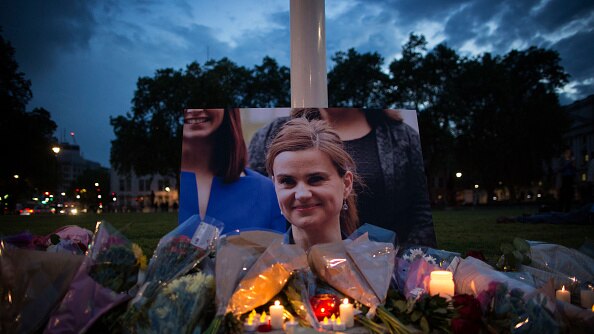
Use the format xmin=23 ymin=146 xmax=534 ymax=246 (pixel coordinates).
xmin=556 ymin=286 xmax=571 ymax=303
xmin=580 ymin=289 xmax=594 ymax=309
xmin=284 ymin=320 xmax=299 ymax=334
xmin=243 ymin=316 xmax=257 ymax=332
xmin=333 ymin=316 xmax=346 ymax=331
xmin=320 ymin=317 xmax=333 ymax=330
xmin=339 ymin=298 xmax=354 ymax=328
xmin=269 ymin=300 xmax=284 ymax=329
xmin=429 ymin=271 xmax=455 ymax=299
xmin=310 ymin=294 xmax=340 ymax=321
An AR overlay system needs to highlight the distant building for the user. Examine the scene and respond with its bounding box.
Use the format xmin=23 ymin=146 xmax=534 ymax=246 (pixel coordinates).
xmin=563 ymin=94 xmax=594 ymax=200
xmin=56 ymin=143 xmax=102 ymax=192
xmin=109 ymin=169 xmax=178 ymax=212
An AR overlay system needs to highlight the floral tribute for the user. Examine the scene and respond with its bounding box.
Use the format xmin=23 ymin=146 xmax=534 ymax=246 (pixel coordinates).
xmin=4 ymin=221 xmax=594 ymax=333
xmin=43 ymin=221 xmax=145 ymax=333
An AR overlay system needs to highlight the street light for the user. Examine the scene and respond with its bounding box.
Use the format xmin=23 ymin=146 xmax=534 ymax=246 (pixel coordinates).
xmin=52 ymin=146 xmax=61 ymax=154
xmin=455 ymin=172 xmax=462 ymax=178
xmin=13 ymin=174 xmax=19 ymax=179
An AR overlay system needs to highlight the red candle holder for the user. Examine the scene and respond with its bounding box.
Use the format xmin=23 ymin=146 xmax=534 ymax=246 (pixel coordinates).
xmin=310 ymin=294 xmax=340 ymax=321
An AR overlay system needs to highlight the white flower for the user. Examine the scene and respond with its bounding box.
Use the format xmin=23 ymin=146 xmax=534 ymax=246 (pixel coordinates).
xmin=403 ymin=248 xmax=425 ymax=262
xmin=423 ymin=254 xmax=437 ymax=265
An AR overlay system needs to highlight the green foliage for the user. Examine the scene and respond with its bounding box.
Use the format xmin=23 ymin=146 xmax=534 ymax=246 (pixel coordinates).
xmin=496 ymin=238 xmax=532 ymax=271
xmin=387 ymin=34 xmax=570 ymax=201
xmin=385 ymin=290 xmax=454 ymax=334
xmin=328 ymin=48 xmax=390 ymax=107
xmin=1 ymin=32 xmax=58 ymax=210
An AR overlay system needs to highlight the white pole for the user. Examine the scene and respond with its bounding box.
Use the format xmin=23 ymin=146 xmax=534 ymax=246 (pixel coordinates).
xmin=290 ymin=0 xmax=328 ymax=108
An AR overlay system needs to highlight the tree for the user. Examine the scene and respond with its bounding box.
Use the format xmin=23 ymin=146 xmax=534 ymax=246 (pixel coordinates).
xmin=68 ymin=167 xmax=110 ymax=212
xmin=453 ymin=48 xmax=570 ymax=198
xmin=388 ymin=33 xmax=429 ymax=110
xmin=110 ymin=56 xmax=287 ymax=180
xmin=245 ymin=56 xmax=290 ymax=107
xmin=1 ymin=32 xmax=58 ymax=212
xmin=328 ymin=48 xmax=390 ymax=107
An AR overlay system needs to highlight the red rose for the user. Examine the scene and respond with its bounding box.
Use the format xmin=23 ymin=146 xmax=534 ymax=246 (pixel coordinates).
xmin=451 ymin=318 xmax=481 ymax=334
xmin=453 ymin=294 xmax=483 ymax=321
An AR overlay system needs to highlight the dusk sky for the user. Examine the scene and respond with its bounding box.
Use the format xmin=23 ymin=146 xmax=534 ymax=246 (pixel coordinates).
xmin=1 ymin=0 xmax=593 ymax=167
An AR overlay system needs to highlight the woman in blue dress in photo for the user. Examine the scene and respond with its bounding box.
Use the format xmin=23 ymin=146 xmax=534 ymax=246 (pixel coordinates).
xmin=178 ymin=108 xmax=285 ymax=236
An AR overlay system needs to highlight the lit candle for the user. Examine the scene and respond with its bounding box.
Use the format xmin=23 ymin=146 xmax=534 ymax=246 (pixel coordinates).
xmin=269 ymin=300 xmax=284 ymax=329
xmin=320 ymin=317 xmax=333 ymax=330
xmin=284 ymin=320 xmax=299 ymax=334
xmin=556 ymin=286 xmax=571 ymax=303
xmin=339 ymin=298 xmax=354 ymax=328
xmin=429 ymin=271 xmax=455 ymax=299
xmin=333 ymin=316 xmax=346 ymax=331
xmin=243 ymin=316 xmax=257 ymax=332
xmin=259 ymin=311 xmax=267 ymax=325
xmin=580 ymin=289 xmax=594 ymax=309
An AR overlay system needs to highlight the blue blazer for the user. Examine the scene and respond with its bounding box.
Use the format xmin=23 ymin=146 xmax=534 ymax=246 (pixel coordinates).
xmin=178 ymin=169 xmax=286 ymax=235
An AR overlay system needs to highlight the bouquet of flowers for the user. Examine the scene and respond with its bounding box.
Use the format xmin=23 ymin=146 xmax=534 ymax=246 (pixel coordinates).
xmin=44 ymin=221 xmax=145 ymax=333
xmin=0 ymin=241 xmax=84 ymax=334
xmin=205 ymin=229 xmax=283 ymax=334
xmin=144 ymin=272 xmax=215 ymax=333
xmin=227 ymin=240 xmax=308 ymax=315
xmin=124 ymin=215 xmax=222 ymax=332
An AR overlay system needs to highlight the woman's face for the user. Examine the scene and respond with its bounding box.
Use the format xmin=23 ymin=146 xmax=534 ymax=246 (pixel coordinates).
xmin=272 ymin=148 xmax=353 ymax=232
xmin=183 ymin=109 xmax=225 ymax=139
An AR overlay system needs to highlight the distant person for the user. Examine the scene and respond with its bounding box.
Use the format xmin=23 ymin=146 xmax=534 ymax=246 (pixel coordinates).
xmin=497 ymin=203 xmax=594 ymax=225
xmin=178 ymin=108 xmax=285 ymax=235
xmin=558 ymin=147 xmax=576 ymax=212
xmin=249 ymin=108 xmax=436 ymax=248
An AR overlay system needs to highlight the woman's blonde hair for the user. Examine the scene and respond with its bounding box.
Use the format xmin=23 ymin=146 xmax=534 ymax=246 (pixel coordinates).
xmin=265 ymin=118 xmax=360 ymax=235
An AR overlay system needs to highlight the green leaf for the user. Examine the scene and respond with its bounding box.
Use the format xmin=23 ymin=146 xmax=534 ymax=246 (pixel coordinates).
xmin=420 ymin=316 xmax=430 ymax=334
xmin=433 ymin=307 xmax=447 ymax=315
xmin=395 ymin=300 xmax=408 ymax=312
xmin=411 ymin=310 xmax=422 ymax=322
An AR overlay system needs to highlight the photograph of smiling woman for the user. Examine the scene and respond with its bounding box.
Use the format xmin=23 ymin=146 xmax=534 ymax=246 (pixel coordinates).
xmin=265 ymin=118 xmax=362 ymax=249
xmin=181 ymin=108 xmax=246 ymax=183
xmin=178 ymin=108 xmax=285 ymax=235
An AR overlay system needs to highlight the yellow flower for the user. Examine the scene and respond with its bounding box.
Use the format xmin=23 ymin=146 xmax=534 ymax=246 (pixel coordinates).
xmin=132 ymin=243 xmax=148 ymax=270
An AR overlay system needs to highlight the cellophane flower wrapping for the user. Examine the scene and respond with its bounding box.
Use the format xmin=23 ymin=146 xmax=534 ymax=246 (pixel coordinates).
xmin=124 ymin=215 xmax=222 ymax=331
xmin=519 ymin=241 xmax=594 ymax=288
xmin=283 ymin=269 xmax=319 ymax=327
xmin=213 ymin=230 xmax=283 ymax=317
xmin=44 ymin=221 xmax=142 ymax=333
xmin=308 ymin=232 xmax=395 ymax=309
xmin=227 ymin=240 xmax=307 ymax=315
xmin=144 ymin=272 xmax=215 ymax=333
xmin=0 ymin=241 xmax=84 ymax=334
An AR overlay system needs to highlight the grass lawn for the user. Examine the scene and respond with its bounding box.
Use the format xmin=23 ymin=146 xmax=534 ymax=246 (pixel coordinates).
xmin=1 ymin=205 xmax=593 ymax=265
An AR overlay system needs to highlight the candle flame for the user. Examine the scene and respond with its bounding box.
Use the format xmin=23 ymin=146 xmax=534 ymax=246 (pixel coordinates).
xmin=592 ymin=304 xmax=594 ymax=312
xmin=343 ymin=298 xmax=349 ymax=305
xmin=275 ymin=300 xmax=280 ymax=306
xmin=562 ymin=286 xmax=566 ymax=291
xmin=331 ymin=314 xmax=336 ymax=322
xmin=336 ymin=317 xmax=342 ymax=325
xmin=323 ymin=317 xmax=329 ymax=324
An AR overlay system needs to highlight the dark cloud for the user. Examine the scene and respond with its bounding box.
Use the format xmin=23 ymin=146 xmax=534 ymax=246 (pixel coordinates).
xmin=535 ymin=0 xmax=594 ymax=33
xmin=0 ymin=0 xmax=97 ymax=75
xmin=552 ymin=30 xmax=594 ymax=82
